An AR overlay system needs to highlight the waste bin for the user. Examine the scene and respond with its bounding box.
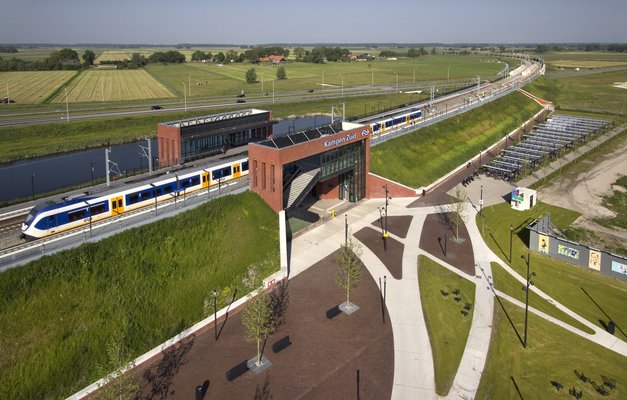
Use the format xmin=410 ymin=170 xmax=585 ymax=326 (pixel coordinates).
xmin=607 ymin=320 xmax=615 ymax=335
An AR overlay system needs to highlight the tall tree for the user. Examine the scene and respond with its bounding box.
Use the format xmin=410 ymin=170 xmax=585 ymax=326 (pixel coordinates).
xmin=450 ymin=184 xmax=468 ymax=240
xmin=246 ymin=68 xmax=257 ymax=83
xmin=82 ymin=50 xmax=96 ymax=66
xmin=191 ymin=50 xmax=207 ymax=62
xmin=335 ymin=237 xmax=363 ymax=312
xmin=214 ymin=52 xmax=226 ymax=63
xmin=241 ymin=263 xmax=273 ymax=367
xmin=293 ymin=47 xmax=305 ymax=61
xmin=276 ymin=65 xmax=287 ymax=80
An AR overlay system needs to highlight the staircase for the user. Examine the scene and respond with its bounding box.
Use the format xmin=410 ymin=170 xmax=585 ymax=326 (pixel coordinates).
xmin=284 ymin=168 xmax=320 ymax=209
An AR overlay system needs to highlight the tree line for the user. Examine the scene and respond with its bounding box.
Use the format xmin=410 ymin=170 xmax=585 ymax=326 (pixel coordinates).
xmin=0 ymin=48 xmax=95 ymax=71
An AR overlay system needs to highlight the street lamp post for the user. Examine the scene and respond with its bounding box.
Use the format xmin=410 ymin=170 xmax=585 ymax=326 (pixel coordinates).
xmin=31 ymin=173 xmax=35 ymax=201
xmin=509 ymin=225 xmax=513 ymax=263
xmin=521 ymin=252 xmax=536 ymax=349
xmin=64 ymin=87 xmax=69 ymax=122
xmin=272 ymin=79 xmax=275 ymax=104
xmin=345 ymin=214 xmax=348 ymax=246
xmin=395 ymin=72 xmax=398 ymax=91
xmin=213 ymin=288 xmax=218 ymax=341
xmin=447 ymin=65 xmax=451 ymax=81
xmin=182 ymin=82 xmax=187 ymax=111
xmin=413 ymin=66 xmax=416 ymax=83
xmin=341 ymin=75 xmax=344 ymax=98
xmin=91 ymin=162 xmax=95 ymax=186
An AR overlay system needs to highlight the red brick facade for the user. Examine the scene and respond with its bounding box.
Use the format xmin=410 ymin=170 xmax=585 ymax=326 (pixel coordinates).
xmin=158 ymin=124 xmax=181 ymax=167
xmin=248 ymin=124 xmax=371 ymax=212
xmin=366 ymin=173 xmax=417 ymax=198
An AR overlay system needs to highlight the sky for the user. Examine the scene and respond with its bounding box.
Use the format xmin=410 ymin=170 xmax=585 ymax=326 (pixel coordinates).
xmin=0 ymin=0 xmax=625 ymax=45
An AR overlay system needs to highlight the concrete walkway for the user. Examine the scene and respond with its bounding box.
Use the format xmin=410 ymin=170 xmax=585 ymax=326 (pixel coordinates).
xmin=288 ymin=190 xmax=626 ymax=399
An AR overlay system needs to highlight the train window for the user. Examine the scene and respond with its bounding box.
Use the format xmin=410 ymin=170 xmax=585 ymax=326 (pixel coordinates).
xmin=118 ymin=199 xmax=122 ymax=208
xmin=242 ymin=161 xmax=249 ymax=171
xmin=112 ymin=201 xmax=117 ymax=209
xmin=202 ymin=175 xmax=207 ymax=183
xmin=128 ymin=194 xmax=139 ymax=204
xmin=163 ymin=185 xmax=173 ymax=194
xmin=90 ymin=204 xmax=106 ymax=215
xmin=68 ymin=209 xmax=86 ymax=222
xmin=48 ymin=215 xmax=57 ymax=228
xmin=191 ymin=176 xmax=200 ymax=186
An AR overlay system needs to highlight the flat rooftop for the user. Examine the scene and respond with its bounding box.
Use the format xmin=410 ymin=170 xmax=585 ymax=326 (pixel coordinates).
xmin=160 ymin=109 xmax=269 ymax=129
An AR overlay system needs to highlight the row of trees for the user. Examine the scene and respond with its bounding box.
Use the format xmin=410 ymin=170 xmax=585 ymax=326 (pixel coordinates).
xmin=0 ymin=48 xmax=96 ymax=71
xmin=379 ymin=47 xmax=434 ymax=58
xmin=245 ymin=66 xmax=287 ymax=83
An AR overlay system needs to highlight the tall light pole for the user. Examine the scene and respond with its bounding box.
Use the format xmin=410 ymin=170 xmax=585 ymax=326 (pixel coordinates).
xmin=272 ymin=79 xmax=275 ymax=104
xmin=64 ymin=87 xmax=69 ymax=122
xmin=521 ymin=252 xmax=535 ymax=349
xmin=322 ymin=70 xmax=325 ymax=86
xmin=341 ymin=75 xmax=344 ymax=98
xmin=188 ymin=75 xmax=191 ymax=97
xmin=371 ymin=68 xmax=374 ymax=86
xmin=345 ymin=214 xmax=348 ymax=247
xmin=261 ymin=73 xmax=264 ymax=93
xmin=213 ymin=288 xmax=218 ymax=341
xmin=413 ymin=66 xmax=416 ymax=83
xmin=447 ymin=65 xmax=451 ymax=81
xmin=509 ymin=225 xmax=514 ymax=263
xmin=181 ymin=82 xmax=187 ymax=111
xmin=395 ymin=72 xmax=398 ymax=91
xmin=5 ymin=79 xmax=9 ymax=100
xmin=91 ymin=162 xmax=95 ymax=186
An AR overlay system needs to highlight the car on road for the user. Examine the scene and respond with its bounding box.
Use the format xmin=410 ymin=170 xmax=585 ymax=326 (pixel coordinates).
xmin=236 ymin=93 xmax=245 ymax=98
xmin=151 ymin=105 xmax=163 ymax=110
xmin=1 ymin=97 xmax=15 ymax=104
xmin=236 ymin=99 xmax=246 ymax=103
xmin=307 ymin=89 xmax=314 ymax=93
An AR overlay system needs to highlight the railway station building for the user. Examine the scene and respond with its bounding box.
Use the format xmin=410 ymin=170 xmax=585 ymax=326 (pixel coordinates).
xmin=158 ymin=109 xmax=275 ymax=166
xmin=248 ymin=121 xmax=373 ymax=212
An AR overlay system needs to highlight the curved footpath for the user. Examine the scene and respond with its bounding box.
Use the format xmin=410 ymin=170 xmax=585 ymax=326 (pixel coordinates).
xmin=289 ymin=190 xmax=626 ymax=399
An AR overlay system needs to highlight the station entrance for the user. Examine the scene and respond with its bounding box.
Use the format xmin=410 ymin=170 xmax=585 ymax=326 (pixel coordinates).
xmin=248 ymin=121 xmax=371 ymax=213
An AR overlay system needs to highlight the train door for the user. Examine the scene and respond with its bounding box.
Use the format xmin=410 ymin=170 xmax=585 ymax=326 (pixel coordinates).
xmin=233 ymin=164 xmax=241 ymax=179
xmin=202 ymin=172 xmax=209 ymax=189
xmin=111 ymin=196 xmax=124 ymax=215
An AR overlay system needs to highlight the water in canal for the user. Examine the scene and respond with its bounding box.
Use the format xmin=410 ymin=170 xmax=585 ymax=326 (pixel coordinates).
xmin=0 ymin=115 xmax=331 ymax=203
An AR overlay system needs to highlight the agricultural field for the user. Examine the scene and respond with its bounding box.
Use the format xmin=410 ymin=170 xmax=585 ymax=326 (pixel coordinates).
xmin=93 ymin=47 xmax=238 ymax=64
xmin=146 ymin=55 xmax=505 ymax=98
xmin=0 ymin=47 xmax=61 ymax=61
xmin=51 ymin=69 xmax=175 ymax=103
xmin=542 ymin=51 xmax=627 ymax=69
xmin=0 ymin=71 xmax=76 ymax=104
xmin=525 ymin=70 xmax=627 ymax=114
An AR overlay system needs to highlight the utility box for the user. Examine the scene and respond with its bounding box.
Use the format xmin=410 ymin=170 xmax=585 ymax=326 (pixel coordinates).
xmin=511 ymin=187 xmax=537 ymax=211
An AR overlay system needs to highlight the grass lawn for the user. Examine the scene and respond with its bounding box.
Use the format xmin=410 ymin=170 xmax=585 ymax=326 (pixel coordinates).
xmin=0 ymin=191 xmax=279 ymax=400
xmin=418 ymin=255 xmax=475 ymax=396
xmin=490 ymin=262 xmax=593 ymax=333
xmin=370 ymin=91 xmax=542 ymax=188
xmin=478 ymin=202 xmax=627 ymax=339
xmin=524 ymin=71 xmax=627 ymax=114
xmin=0 ymin=71 xmax=77 ymax=104
xmin=542 ymin=51 xmax=627 ymax=68
xmin=51 ymin=69 xmax=175 ymax=103
xmin=476 ymin=299 xmax=626 ymax=399
xmin=595 ymin=175 xmax=627 ymax=231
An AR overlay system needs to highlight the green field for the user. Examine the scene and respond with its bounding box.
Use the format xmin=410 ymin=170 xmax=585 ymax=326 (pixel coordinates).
xmin=542 ymin=51 xmax=627 ymax=69
xmin=477 ymin=202 xmax=627 ymax=338
xmin=370 ymin=91 xmax=542 ymax=188
xmin=0 ymin=191 xmax=279 ymax=399
xmin=146 ymin=55 xmax=504 ymax=98
xmin=476 ymin=300 xmax=626 ymax=399
xmin=0 ymin=47 xmax=64 ymax=62
xmin=51 ymin=69 xmax=175 ymax=103
xmin=418 ymin=256 xmax=475 ymax=396
xmin=0 ymin=71 xmax=76 ymax=104
xmin=491 ymin=262 xmax=593 ymax=333
xmin=525 ymin=70 xmax=627 ymax=114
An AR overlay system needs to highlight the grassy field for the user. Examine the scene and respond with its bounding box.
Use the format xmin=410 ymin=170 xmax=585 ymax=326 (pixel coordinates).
xmin=0 ymin=191 xmax=279 ymax=400
xmin=418 ymin=255 xmax=475 ymax=396
xmin=477 ymin=202 xmax=627 ymax=338
xmin=146 ymin=55 xmax=504 ymax=98
xmin=50 ymin=70 xmax=175 ymax=103
xmin=476 ymin=300 xmax=626 ymax=399
xmin=542 ymin=51 xmax=627 ymax=68
xmin=0 ymin=71 xmax=76 ymax=104
xmin=370 ymin=91 xmax=542 ymax=188
xmin=0 ymin=47 xmax=63 ymax=61
xmin=490 ymin=262 xmax=593 ymax=333
xmin=524 ymin=70 xmax=627 ymax=114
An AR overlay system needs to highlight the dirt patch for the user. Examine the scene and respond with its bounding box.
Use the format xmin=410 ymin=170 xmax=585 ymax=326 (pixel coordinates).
xmin=419 ymin=213 xmax=475 ymax=276
xmin=538 ymin=138 xmax=627 ymax=247
xmin=354 ymin=226 xmax=404 ymax=279
xmin=134 ymin=249 xmax=394 ymax=400
xmin=370 ymin=215 xmax=413 ymax=239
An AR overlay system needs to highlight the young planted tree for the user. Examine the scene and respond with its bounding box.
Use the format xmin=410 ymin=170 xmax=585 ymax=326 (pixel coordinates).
xmin=276 ymin=65 xmax=287 ymax=80
xmin=95 ymin=328 xmax=140 ymax=400
xmin=450 ymin=184 xmax=468 ymax=240
xmin=246 ymin=68 xmax=257 ymax=84
xmin=242 ymin=263 xmax=273 ymax=368
xmin=335 ymin=237 xmax=363 ymax=313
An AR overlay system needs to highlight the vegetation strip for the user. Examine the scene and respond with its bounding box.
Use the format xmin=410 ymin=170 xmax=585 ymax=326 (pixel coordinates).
xmin=418 ymin=255 xmax=475 ymax=396
xmin=0 ymin=192 xmax=279 ymax=399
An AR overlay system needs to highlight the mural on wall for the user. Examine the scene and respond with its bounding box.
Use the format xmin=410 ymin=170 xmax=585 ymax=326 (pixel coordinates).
xmin=512 ymin=189 xmax=524 ymax=203
xmin=538 ymin=234 xmax=550 ymax=254
xmin=558 ymin=244 xmax=579 ymax=259
xmin=588 ymin=250 xmax=601 ymax=271
xmin=611 ymin=260 xmax=627 ymax=275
